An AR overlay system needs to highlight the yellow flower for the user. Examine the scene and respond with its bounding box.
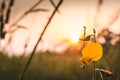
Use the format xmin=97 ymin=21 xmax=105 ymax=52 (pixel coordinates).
xmin=82 ymin=42 xmax=103 ymax=62
xmin=80 ymin=56 xmax=92 ymax=65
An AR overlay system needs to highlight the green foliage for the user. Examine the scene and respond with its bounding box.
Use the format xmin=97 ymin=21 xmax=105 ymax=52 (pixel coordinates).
xmin=0 ymin=42 xmax=119 ymax=80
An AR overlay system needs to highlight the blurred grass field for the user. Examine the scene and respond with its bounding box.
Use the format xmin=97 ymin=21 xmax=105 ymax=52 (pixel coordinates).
xmin=0 ymin=42 xmax=120 ymax=80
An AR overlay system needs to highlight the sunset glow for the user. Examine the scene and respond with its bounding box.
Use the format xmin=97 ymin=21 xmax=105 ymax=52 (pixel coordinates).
xmin=0 ymin=0 xmax=120 ymax=80
xmin=70 ymin=35 xmax=80 ymax=44
xmin=0 ymin=0 xmax=120 ymax=55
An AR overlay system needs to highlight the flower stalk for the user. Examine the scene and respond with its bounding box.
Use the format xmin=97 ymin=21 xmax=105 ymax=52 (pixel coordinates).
xmin=81 ymin=26 xmax=86 ymax=80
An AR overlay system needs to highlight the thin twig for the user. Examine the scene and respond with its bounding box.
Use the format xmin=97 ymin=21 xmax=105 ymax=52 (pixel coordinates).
xmin=49 ymin=0 xmax=60 ymax=13
xmin=28 ymin=8 xmax=49 ymax=13
xmin=19 ymin=0 xmax=63 ymax=80
xmin=10 ymin=0 xmax=44 ymax=27
xmin=93 ymin=29 xmax=96 ymax=80
xmin=5 ymin=0 xmax=14 ymax=23
xmin=0 ymin=0 xmax=5 ymax=38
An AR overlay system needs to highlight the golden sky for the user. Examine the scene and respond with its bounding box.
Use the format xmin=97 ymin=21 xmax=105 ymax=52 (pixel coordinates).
xmin=0 ymin=0 xmax=120 ymax=55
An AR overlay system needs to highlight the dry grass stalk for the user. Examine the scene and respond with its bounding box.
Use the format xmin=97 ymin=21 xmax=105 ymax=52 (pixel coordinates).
xmin=10 ymin=0 xmax=44 ymax=27
xmin=19 ymin=0 xmax=63 ymax=80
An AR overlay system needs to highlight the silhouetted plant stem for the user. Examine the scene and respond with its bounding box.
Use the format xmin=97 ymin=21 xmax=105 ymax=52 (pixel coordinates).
xmin=93 ymin=61 xmax=96 ymax=80
xmin=5 ymin=0 xmax=14 ymax=23
xmin=0 ymin=15 xmax=4 ymax=38
xmin=82 ymin=65 xmax=85 ymax=80
xmin=93 ymin=28 xmax=96 ymax=42
xmin=10 ymin=0 xmax=44 ymax=27
xmin=81 ymin=26 xmax=86 ymax=80
xmin=19 ymin=0 xmax=63 ymax=80
xmin=93 ymin=29 xmax=96 ymax=80
xmin=84 ymin=26 xmax=86 ymax=46
xmin=49 ymin=0 xmax=60 ymax=13
xmin=0 ymin=0 xmax=5 ymax=38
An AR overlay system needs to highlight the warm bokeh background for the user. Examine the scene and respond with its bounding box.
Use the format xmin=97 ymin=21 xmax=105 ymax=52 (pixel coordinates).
xmin=0 ymin=0 xmax=120 ymax=80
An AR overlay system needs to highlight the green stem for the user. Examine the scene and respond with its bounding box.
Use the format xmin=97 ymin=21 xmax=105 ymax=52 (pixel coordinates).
xmin=93 ymin=61 xmax=96 ymax=80
xmin=82 ymin=65 xmax=85 ymax=80
xmin=81 ymin=26 xmax=86 ymax=80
